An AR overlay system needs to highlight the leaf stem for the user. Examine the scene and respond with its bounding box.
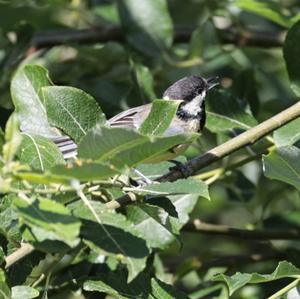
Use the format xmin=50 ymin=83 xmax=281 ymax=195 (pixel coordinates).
xmin=267 ymin=277 xmax=300 ymax=299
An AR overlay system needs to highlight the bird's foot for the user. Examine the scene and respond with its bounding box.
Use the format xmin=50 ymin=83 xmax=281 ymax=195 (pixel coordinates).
xmin=168 ymin=160 xmax=192 ymax=178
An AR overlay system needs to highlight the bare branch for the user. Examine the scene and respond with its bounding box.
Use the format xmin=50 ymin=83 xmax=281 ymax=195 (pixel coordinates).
xmin=5 ymin=243 xmax=34 ymax=269
xmin=159 ymin=100 xmax=300 ymax=182
xmin=6 ymin=100 xmax=300 ymax=267
xmin=106 ymin=100 xmax=300 ymax=210
xmin=184 ymin=219 xmax=300 ymax=240
xmin=32 ymin=26 xmax=285 ymax=49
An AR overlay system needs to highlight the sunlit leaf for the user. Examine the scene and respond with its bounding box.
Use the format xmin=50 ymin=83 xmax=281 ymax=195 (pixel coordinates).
xmin=43 ymin=86 xmax=106 ymax=143
xmin=11 ymin=65 xmax=56 ymax=137
xmin=0 ymin=127 xmax=4 ymax=155
xmin=128 ymin=178 xmax=209 ymax=198
xmin=0 ymin=269 xmax=10 ymax=299
xmin=11 ymin=286 xmax=39 ymax=299
xmin=78 ymin=125 xmax=197 ymax=167
xmin=235 ymin=0 xmax=291 ymax=27
xmin=139 ymin=99 xmax=181 ymax=136
xmin=71 ymin=201 xmax=149 ymax=282
xmin=274 ymin=117 xmax=300 ymax=146
xmin=212 ymin=261 xmax=300 ymax=295
xmin=132 ymin=62 xmax=156 ymax=101
xmin=14 ymin=197 xmax=81 ymax=248
xmin=51 ymin=161 xmax=120 ymax=181
xmin=150 ymin=278 xmax=190 ymax=299
xmin=3 ymin=113 xmax=21 ymax=164
xmin=18 ymin=133 xmax=64 ymax=171
xmin=126 ymin=203 xmax=177 ymax=249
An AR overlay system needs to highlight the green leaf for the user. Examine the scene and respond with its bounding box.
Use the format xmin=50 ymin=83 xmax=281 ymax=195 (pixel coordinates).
xmin=126 ymin=203 xmax=177 ymax=249
xmin=190 ymin=21 xmax=222 ymax=61
xmin=83 ymin=271 xmax=151 ymax=299
xmin=11 ymin=65 xmax=57 ymax=137
xmin=232 ymin=69 xmax=259 ymax=116
xmin=128 ymin=178 xmax=209 ymax=197
xmin=0 ymin=196 xmax=21 ymax=252
xmin=139 ymin=100 xmax=181 ymax=136
xmin=0 ymin=269 xmax=10 ymax=299
xmin=15 ymin=171 xmax=72 ymax=185
xmin=206 ymin=91 xmax=257 ymax=133
xmin=168 ymin=194 xmax=201 ymax=233
xmin=132 ymin=157 xmax=187 ymax=181
xmin=83 ymin=271 xmax=190 ymax=299
xmin=224 ymin=171 xmax=255 ymax=202
xmin=3 ymin=113 xmax=22 ymax=164
xmin=274 ymin=118 xmax=300 ymax=146
xmin=78 ymin=125 xmax=197 ymax=167
xmin=146 ymin=193 xmax=203 ymax=234
xmin=132 ymin=62 xmax=156 ymax=101
xmin=0 ymin=127 xmax=4 ymax=155
xmin=150 ymin=278 xmax=190 ymax=299
xmin=51 ymin=161 xmax=120 ymax=181
xmin=263 ymin=146 xmax=300 ymax=190
xmin=11 ymin=286 xmax=39 ymax=299
xmin=14 ymin=197 xmax=81 ymax=248
xmin=18 ymin=133 xmax=64 ymax=171
xmin=43 ymin=86 xmax=106 ymax=144
xmin=117 ymin=0 xmax=173 ymax=57
xmin=71 ymin=201 xmax=149 ymax=282
xmin=284 ymin=20 xmax=300 ymax=97
xmin=212 ymin=261 xmax=300 ymax=296
xmin=235 ymin=0 xmax=291 ymax=28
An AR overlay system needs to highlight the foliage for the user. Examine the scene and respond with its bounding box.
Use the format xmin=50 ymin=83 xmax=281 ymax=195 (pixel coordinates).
xmin=1 ymin=0 xmax=300 ymax=298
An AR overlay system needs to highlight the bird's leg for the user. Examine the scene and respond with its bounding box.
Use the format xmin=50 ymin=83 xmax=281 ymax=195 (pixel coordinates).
xmin=132 ymin=168 xmax=153 ymax=185
xmin=168 ymin=160 xmax=192 ymax=178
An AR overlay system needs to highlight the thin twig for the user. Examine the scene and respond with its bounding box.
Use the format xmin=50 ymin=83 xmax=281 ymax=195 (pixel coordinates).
xmin=184 ymin=219 xmax=300 ymax=240
xmin=31 ymin=26 xmax=285 ymax=49
xmin=268 ymin=277 xmax=300 ymax=299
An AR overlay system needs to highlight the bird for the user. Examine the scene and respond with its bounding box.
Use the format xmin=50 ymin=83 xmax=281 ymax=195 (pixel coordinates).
xmin=52 ymin=75 xmax=219 ymax=163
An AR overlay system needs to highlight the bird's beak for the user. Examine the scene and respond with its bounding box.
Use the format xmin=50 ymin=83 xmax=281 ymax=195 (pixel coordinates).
xmin=206 ymin=76 xmax=219 ymax=90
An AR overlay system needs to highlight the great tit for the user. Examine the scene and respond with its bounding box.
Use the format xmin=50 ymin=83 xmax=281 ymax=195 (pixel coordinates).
xmin=52 ymin=75 xmax=218 ymax=160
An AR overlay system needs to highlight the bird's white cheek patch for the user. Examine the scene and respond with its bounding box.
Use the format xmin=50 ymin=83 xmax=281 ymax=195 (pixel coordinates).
xmin=182 ymin=91 xmax=206 ymax=116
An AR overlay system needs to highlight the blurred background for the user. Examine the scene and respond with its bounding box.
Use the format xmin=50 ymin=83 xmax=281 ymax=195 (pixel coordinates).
xmin=1 ymin=0 xmax=300 ymax=298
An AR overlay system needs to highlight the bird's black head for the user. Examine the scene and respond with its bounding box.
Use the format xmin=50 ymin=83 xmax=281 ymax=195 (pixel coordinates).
xmin=163 ymin=75 xmax=218 ymax=102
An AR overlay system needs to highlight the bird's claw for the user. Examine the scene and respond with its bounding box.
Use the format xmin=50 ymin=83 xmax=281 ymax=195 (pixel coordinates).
xmin=168 ymin=160 xmax=192 ymax=178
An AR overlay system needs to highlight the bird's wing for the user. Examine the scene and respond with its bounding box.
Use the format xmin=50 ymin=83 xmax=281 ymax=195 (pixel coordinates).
xmin=108 ymin=104 xmax=151 ymax=129
xmin=51 ymin=135 xmax=78 ymax=159
xmin=51 ymin=104 xmax=152 ymax=159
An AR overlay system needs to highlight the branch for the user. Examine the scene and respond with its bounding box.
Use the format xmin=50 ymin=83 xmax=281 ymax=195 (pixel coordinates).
xmin=105 ymin=100 xmax=300 ymax=209
xmin=171 ymin=252 xmax=285 ymax=278
xmin=159 ymin=100 xmax=300 ymax=182
xmin=6 ymin=101 xmax=300 ymax=267
xmin=5 ymin=243 xmax=34 ymax=269
xmin=31 ymin=26 xmax=285 ymax=49
xmin=184 ymin=220 xmax=300 ymax=240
